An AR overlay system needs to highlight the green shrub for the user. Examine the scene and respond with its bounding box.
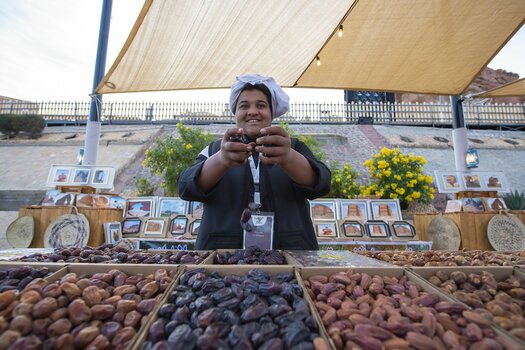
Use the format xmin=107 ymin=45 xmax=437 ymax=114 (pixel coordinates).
xmin=135 ymin=177 xmax=157 ymax=196
xmin=0 ymin=114 xmax=45 ymax=138
xmin=328 ymin=162 xmax=361 ymax=198
xmin=503 ymin=190 xmax=525 ymax=210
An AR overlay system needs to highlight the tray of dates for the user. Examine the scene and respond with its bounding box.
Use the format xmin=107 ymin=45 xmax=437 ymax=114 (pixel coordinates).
xmin=0 ymin=263 xmax=66 ymax=292
xmin=134 ymin=265 xmax=332 ymax=350
xmin=213 ymin=247 xmax=289 ymax=265
xmin=0 ymin=263 xmax=179 ymax=350
xmin=411 ymin=265 xmax=525 ymax=346
xmin=356 ymin=249 xmax=524 ymax=267
xmin=298 ymin=266 xmax=523 ymax=350
xmin=12 ymin=243 xmax=212 ymax=265
xmin=284 ymin=250 xmax=394 ymax=267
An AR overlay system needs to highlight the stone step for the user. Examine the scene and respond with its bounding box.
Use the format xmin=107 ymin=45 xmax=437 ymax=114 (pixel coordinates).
xmin=0 ymin=190 xmax=46 ymax=211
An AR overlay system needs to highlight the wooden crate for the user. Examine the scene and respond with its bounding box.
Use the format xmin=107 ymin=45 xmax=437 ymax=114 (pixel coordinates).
xmin=19 ymin=206 xmax=123 ymax=248
xmin=414 ymin=211 xmax=525 ymax=250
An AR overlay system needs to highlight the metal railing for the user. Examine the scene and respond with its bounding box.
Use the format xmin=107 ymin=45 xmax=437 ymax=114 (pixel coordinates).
xmin=1 ymin=100 xmax=524 ymax=128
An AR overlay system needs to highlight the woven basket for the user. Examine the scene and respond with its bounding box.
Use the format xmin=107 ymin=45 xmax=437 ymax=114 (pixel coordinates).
xmin=487 ymin=211 xmax=525 ymax=251
xmin=426 ymin=213 xmax=461 ymax=250
xmin=6 ymin=216 xmax=34 ymax=248
xmin=44 ymin=206 xmax=89 ymax=248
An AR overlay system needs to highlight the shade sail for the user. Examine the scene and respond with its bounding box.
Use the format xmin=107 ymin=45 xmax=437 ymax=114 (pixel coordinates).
xmin=97 ymin=0 xmax=525 ymax=96
xmin=475 ymin=78 xmax=525 ymax=98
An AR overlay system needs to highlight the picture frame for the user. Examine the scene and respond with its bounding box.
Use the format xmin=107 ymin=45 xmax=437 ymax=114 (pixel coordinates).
xmin=310 ymin=200 xmax=337 ymax=220
xmin=339 ymin=200 xmax=369 ymax=221
xmin=125 ymin=197 xmax=156 ymax=218
xmin=391 ymin=221 xmax=416 ymax=239
xmin=108 ymin=195 xmax=126 ymax=209
xmin=169 ymin=215 xmax=188 ymax=236
xmin=462 ymin=197 xmax=485 ymax=212
xmin=365 ymin=220 xmax=390 ymax=239
xmin=480 ymin=172 xmax=509 ymax=192
xmin=341 ymin=220 xmax=364 ymax=238
xmin=50 ymin=167 xmax=72 ymax=185
xmin=103 ymin=222 xmax=122 ymax=245
xmin=189 ymin=201 xmax=204 ymax=219
xmin=462 ymin=173 xmax=482 ymax=190
xmin=92 ymin=194 xmax=111 ymax=208
xmin=483 ymin=197 xmax=507 ymax=211
xmin=72 ymin=168 xmax=91 ymax=185
xmin=445 ymin=200 xmax=463 ymax=213
xmin=434 ymin=171 xmax=464 ymax=193
xmin=315 ymin=221 xmax=338 ymax=238
xmin=369 ymin=200 xmax=402 ymax=221
xmin=142 ymin=218 xmax=167 ymax=237
xmin=88 ymin=166 xmax=116 ymax=189
xmin=41 ymin=190 xmax=76 ymax=206
xmin=157 ymin=197 xmax=187 ymax=217
xmin=189 ymin=219 xmax=201 ymax=236
xmin=92 ymin=169 xmax=109 ymax=185
xmin=121 ymin=217 xmax=143 ymax=237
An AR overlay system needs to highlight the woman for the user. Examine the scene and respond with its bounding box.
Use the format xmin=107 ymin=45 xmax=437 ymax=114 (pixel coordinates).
xmin=178 ymin=74 xmax=331 ymax=250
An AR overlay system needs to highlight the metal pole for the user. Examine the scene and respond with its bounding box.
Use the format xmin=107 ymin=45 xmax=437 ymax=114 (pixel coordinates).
xmin=450 ymin=95 xmax=468 ymax=171
xmin=83 ymin=0 xmax=113 ymax=165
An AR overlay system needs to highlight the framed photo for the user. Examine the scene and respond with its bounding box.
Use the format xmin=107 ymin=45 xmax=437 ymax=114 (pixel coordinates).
xmin=462 ymin=197 xmax=484 ymax=212
xmin=483 ymin=197 xmax=507 ymax=211
xmin=92 ymin=194 xmax=111 ymax=208
xmin=462 ymin=173 xmax=481 ymax=189
xmin=310 ymin=200 xmax=337 ymax=220
xmin=190 ymin=219 xmax=201 ymax=236
xmin=189 ymin=201 xmax=204 ymax=219
xmin=72 ymin=168 xmax=90 ymax=185
xmin=365 ymin=220 xmax=390 ymax=238
xmin=88 ymin=166 xmax=116 ymax=189
xmin=50 ymin=167 xmax=71 ymax=185
xmin=169 ymin=215 xmax=188 ymax=236
xmin=341 ymin=221 xmax=364 ymax=238
xmin=121 ymin=217 xmax=143 ymax=237
xmin=157 ymin=197 xmax=187 ymax=217
xmin=369 ymin=200 xmax=402 ymax=221
xmin=391 ymin=221 xmax=416 ymax=238
xmin=445 ymin=200 xmax=462 ymax=213
xmin=92 ymin=169 xmax=109 ymax=185
xmin=125 ymin=197 xmax=156 ymax=218
xmin=339 ymin=200 xmax=369 ymax=221
xmin=109 ymin=195 xmax=126 ymax=209
xmin=480 ymin=172 xmax=509 ymax=192
xmin=434 ymin=171 xmax=463 ymax=193
xmin=315 ymin=221 xmax=337 ymax=238
xmin=142 ymin=218 xmax=167 ymax=237
xmin=103 ymin=222 xmax=122 ymax=244
xmin=41 ymin=190 xmax=75 ymax=206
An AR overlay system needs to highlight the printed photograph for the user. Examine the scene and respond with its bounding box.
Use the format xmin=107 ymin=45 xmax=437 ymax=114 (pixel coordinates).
xmin=109 ymin=196 xmax=126 ymax=209
xmin=462 ymin=197 xmax=484 ymax=212
xmin=53 ymin=168 xmax=70 ymax=183
xmin=92 ymin=169 xmax=108 ymax=184
xmin=143 ymin=218 xmax=166 ymax=236
xmin=391 ymin=221 xmax=415 ymax=238
xmin=341 ymin=221 xmax=364 ymax=238
xmin=72 ymin=169 xmax=90 ymax=184
xmin=370 ymin=200 xmax=401 ymax=221
xmin=122 ymin=218 xmax=142 ymax=235
xmin=190 ymin=201 xmax=204 ymax=219
xmin=41 ymin=190 xmax=75 ymax=206
xmin=125 ymin=198 xmax=155 ymax=218
xmin=443 ymin=174 xmax=460 ymax=189
xmin=316 ymin=222 xmax=337 ymax=238
xmin=463 ymin=174 xmax=481 ymax=189
xmin=190 ymin=219 xmax=201 ymax=236
xmin=76 ymin=194 xmax=94 ymax=207
xmin=104 ymin=222 xmax=122 ymax=245
xmin=310 ymin=200 xmax=337 ymax=220
xmin=483 ymin=198 xmax=507 ymax=211
xmin=366 ymin=221 xmax=390 ymax=238
xmin=158 ymin=198 xmax=187 ymax=217
xmin=339 ymin=200 xmax=369 ymax=221
xmin=169 ymin=216 xmax=188 ymax=236
xmin=445 ymin=200 xmax=463 ymax=213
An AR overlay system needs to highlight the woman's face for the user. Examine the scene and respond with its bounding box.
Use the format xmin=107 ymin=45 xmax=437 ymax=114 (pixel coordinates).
xmin=235 ymin=89 xmax=271 ymax=139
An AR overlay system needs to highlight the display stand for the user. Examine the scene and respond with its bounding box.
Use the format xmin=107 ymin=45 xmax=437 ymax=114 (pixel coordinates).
xmin=56 ymin=185 xmax=96 ymax=194
xmin=455 ymin=191 xmax=497 ymax=199
xmin=414 ymin=211 xmax=525 ymax=250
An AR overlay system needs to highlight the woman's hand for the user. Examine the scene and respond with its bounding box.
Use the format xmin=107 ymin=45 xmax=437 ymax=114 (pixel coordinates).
xmin=218 ymin=128 xmax=254 ymax=169
xmin=255 ymin=126 xmax=292 ymax=166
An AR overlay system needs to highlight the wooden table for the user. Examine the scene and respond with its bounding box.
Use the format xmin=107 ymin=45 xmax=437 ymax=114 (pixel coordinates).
xmin=19 ymin=206 xmax=123 ymax=248
xmin=414 ymin=211 xmax=525 ymax=250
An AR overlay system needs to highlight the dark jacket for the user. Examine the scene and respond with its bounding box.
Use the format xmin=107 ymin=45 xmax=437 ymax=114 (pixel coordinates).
xmin=177 ymin=138 xmax=331 ymax=250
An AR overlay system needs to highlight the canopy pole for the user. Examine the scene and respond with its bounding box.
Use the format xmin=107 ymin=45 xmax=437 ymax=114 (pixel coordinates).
xmin=451 ymin=95 xmax=468 ymax=171
xmin=83 ymin=0 xmax=113 ymax=165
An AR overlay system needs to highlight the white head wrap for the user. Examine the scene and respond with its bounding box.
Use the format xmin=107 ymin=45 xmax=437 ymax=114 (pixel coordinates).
xmin=229 ymin=74 xmax=290 ymax=119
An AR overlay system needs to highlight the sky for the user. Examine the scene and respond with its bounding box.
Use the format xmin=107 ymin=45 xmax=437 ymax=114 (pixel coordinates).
xmin=1 ymin=0 xmax=524 ymax=103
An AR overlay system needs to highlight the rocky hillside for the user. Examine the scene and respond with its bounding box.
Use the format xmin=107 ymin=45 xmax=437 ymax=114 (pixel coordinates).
xmin=398 ymin=67 xmax=524 ymax=104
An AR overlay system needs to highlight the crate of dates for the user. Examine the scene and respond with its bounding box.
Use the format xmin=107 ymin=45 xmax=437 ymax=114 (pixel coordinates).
xmin=134 ymin=265 xmax=332 ymax=349
xmin=284 ymin=250 xmax=394 ymax=267
xmin=411 ymin=265 xmax=525 ymax=347
xmin=0 ymin=263 xmax=179 ymax=350
xmin=298 ymin=266 xmax=523 ymax=350
xmin=213 ymin=247 xmax=291 ymax=265
xmin=12 ymin=243 xmax=213 ymax=265
xmin=0 ymin=262 xmax=66 ymax=292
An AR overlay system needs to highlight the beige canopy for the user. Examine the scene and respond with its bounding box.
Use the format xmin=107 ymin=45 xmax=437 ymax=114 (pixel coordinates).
xmin=97 ymin=0 xmax=525 ymax=96
xmin=475 ymin=78 xmax=525 ymax=98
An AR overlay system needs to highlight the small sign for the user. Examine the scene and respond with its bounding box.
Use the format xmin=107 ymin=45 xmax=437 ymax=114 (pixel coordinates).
xmin=243 ymin=212 xmax=274 ymax=249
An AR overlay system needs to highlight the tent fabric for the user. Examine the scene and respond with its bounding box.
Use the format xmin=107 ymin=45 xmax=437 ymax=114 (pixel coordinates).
xmin=475 ymin=78 xmax=525 ymax=98
xmin=97 ymin=0 xmax=525 ymax=96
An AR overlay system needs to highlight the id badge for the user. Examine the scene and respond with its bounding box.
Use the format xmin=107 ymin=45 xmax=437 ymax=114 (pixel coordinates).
xmin=243 ymin=212 xmax=274 ymax=250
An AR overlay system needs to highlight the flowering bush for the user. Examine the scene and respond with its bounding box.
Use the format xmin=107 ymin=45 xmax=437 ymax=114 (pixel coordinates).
xmin=329 ymin=162 xmax=361 ymax=198
xmin=360 ymin=147 xmax=434 ymax=208
xmin=142 ymin=123 xmax=213 ymax=196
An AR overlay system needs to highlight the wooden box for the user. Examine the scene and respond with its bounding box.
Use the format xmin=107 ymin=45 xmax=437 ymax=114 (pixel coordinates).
xmin=414 ymin=211 xmax=525 ymax=250
xmin=19 ymin=206 xmax=123 ymax=248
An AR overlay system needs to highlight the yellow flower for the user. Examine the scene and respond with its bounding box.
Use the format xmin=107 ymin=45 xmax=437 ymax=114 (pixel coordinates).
xmin=176 ymin=122 xmax=183 ymax=128
xmin=412 ymin=191 xmax=421 ymax=199
xmin=342 ymin=189 xmax=347 ymax=194
xmin=425 ymin=175 xmax=433 ymax=183
xmin=145 ymin=149 xmax=150 ymax=155
xmin=141 ymin=160 xmax=147 ymax=167
xmin=378 ymin=160 xmax=388 ymax=169
xmin=390 ymin=193 xmax=398 ymax=199
xmin=156 ymin=171 xmax=162 ymax=176
xmin=380 ymin=148 xmax=391 ymax=156
xmin=394 ymin=175 xmax=401 ymax=181
xmin=391 ymin=183 xmax=397 ymax=189
xmin=335 ymin=177 xmax=341 ymax=183
xmin=406 ymin=172 xmax=413 ymax=178
xmin=383 ymin=170 xmax=392 ymax=177
xmin=363 ymin=160 xmax=372 ymax=167
xmin=396 ymin=188 xmax=405 ymax=195
xmin=185 ymin=144 xmax=193 ymax=150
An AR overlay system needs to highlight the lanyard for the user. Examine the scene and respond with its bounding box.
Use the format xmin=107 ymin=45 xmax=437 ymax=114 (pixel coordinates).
xmin=247 ymin=155 xmax=261 ymax=205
